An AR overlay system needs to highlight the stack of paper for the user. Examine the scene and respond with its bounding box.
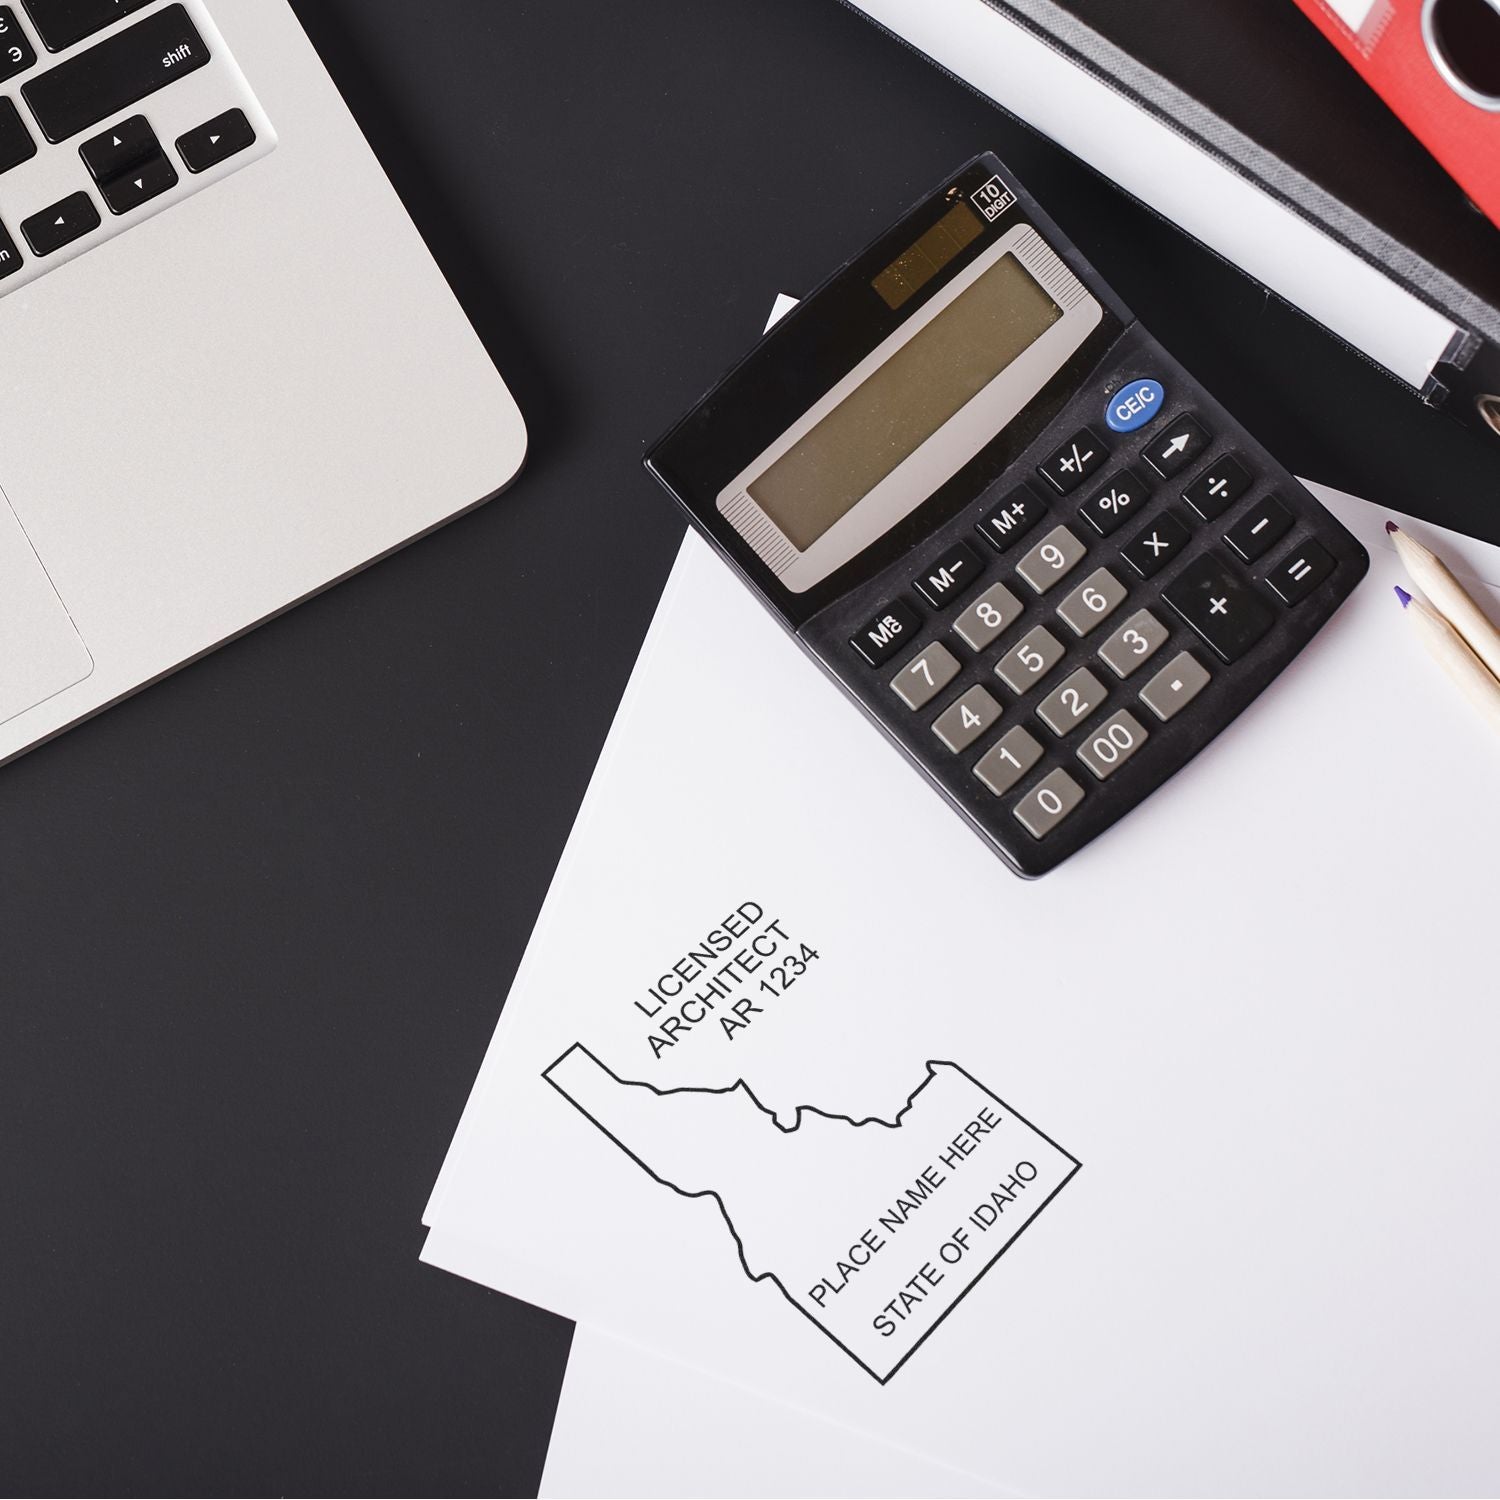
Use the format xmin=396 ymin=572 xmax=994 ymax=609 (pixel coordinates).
xmin=423 ymin=486 xmax=1500 ymax=1495
xmin=545 ymin=1326 xmax=1007 ymax=1497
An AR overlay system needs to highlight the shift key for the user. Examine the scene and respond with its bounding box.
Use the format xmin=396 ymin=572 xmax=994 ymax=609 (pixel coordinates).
xmin=22 ymin=5 xmax=208 ymax=144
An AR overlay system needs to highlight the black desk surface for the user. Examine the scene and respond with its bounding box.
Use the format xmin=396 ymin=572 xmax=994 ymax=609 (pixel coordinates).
xmin=5 ymin=3 xmax=1497 ymax=1495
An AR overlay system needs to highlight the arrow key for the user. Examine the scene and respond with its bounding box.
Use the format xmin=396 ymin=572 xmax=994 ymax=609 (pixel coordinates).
xmin=1142 ymin=415 xmax=1211 ymax=479
xmin=21 ymin=191 xmax=100 ymax=256
xmin=99 ymin=149 xmax=177 ymax=214
xmin=80 ymin=114 xmax=158 ymax=182
xmin=176 ymin=108 xmax=255 ymax=173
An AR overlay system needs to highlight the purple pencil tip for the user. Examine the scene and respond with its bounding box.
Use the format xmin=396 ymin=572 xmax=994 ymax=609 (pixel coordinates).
xmin=1395 ymin=586 xmax=1413 ymax=608
xmin=1385 ymin=520 xmax=1400 ymax=534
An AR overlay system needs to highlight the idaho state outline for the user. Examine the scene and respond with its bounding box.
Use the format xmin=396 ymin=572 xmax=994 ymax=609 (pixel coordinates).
xmin=543 ymin=1044 xmax=1080 ymax=1381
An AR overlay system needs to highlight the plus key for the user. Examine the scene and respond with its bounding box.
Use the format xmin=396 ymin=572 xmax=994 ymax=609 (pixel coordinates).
xmin=1162 ymin=552 xmax=1273 ymax=663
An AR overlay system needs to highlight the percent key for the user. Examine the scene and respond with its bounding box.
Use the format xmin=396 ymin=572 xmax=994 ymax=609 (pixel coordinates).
xmin=1080 ymin=467 xmax=1150 ymax=537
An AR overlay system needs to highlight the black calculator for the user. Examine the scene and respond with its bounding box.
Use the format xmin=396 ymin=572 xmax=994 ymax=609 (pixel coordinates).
xmin=645 ymin=154 xmax=1368 ymax=876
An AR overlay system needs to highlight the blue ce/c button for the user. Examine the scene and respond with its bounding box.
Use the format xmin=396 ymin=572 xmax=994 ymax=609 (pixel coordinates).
xmin=1105 ymin=378 xmax=1165 ymax=433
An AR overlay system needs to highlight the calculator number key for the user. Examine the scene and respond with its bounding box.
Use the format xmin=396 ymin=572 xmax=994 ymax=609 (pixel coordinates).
xmin=977 ymin=485 xmax=1045 ymax=554
xmin=1038 ymin=427 xmax=1107 ymax=494
xmin=1014 ymin=768 xmax=1085 ymax=839
xmin=1097 ymin=609 xmax=1168 ymax=679
xmin=1162 ymin=553 xmax=1273 ymax=663
xmin=1142 ymin=415 xmax=1211 ymax=478
xmin=1077 ymin=709 xmax=1148 ymax=780
xmin=1037 ymin=667 xmax=1105 ymax=736
xmin=952 ymin=581 xmax=1023 ymax=651
xmin=1056 ymin=567 xmax=1126 ymax=636
xmin=1121 ymin=511 xmax=1190 ymax=579
xmin=914 ymin=540 xmax=982 ymax=608
xmin=995 ymin=625 xmax=1065 ymax=693
xmin=891 ymin=641 xmax=960 ymax=710
xmin=851 ymin=599 xmax=920 ymax=667
xmin=932 ymin=685 xmax=1001 ymax=754
xmin=1184 ymin=456 xmax=1252 ymax=521
xmin=1079 ymin=467 xmax=1149 ymax=537
xmin=1139 ymin=651 xmax=1211 ymax=721
xmin=1015 ymin=524 xmax=1086 ymax=594
xmin=974 ymin=726 xmax=1043 ymax=797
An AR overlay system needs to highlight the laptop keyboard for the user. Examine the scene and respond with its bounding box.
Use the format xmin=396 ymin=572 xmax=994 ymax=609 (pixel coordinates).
xmin=20 ymin=1 xmax=155 ymax=53
xmin=0 ymin=0 xmax=271 ymax=293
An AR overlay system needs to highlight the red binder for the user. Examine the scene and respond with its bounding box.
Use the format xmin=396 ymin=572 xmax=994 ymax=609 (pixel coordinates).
xmin=1291 ymin=0 xmax=1500 ymax=229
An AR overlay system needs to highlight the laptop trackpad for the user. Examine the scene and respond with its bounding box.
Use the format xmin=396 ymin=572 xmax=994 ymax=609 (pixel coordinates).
xmin=0 ymin=490 xmax=92 ymax=728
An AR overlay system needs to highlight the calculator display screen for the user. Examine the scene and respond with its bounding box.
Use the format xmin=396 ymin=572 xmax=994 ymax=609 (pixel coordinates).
xmin=747 ymin=258 xmax=1062 ymax=551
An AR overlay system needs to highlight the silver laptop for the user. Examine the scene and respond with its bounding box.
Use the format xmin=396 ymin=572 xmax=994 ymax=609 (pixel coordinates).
xmin=0 ymin=0 xmax=527 ymax=764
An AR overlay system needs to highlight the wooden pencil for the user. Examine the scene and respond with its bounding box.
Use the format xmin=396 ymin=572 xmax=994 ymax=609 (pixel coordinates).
xmin=1395 ymin=586 xmax=1500 ymax=737
xmin=1387 ymin=521 xmax=1500 ymax=684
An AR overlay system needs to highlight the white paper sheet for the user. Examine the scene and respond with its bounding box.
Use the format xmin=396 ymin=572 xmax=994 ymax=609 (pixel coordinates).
xmin=544 ymin=1325 xmax=1010 ymax=1498
xmin=425 ymin=486 xmax=1500 ymax=1495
